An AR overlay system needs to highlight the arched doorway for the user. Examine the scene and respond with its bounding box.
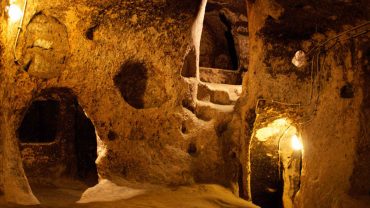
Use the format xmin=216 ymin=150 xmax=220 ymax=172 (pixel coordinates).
xmin=200 ymin=10 xmax=238 ymax=70
xmin=197 ymin=1 xmax=248 ymax=85
xmin=17 ymin=88 xmax=98 ymax=202
xmin=249 ymin=118 xmax=302 ymax=208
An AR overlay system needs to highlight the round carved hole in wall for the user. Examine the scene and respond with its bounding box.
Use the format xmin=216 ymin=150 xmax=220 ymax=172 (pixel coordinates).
xmin=340 ymin=83 xmax=354 ymax=98
xmin=114 ymin=61 xmax=168 ymax=109
xmin=187 ymin=142 xmax=197 ymax=156
xmin=108 ymin=130 xmax=118 ymax=141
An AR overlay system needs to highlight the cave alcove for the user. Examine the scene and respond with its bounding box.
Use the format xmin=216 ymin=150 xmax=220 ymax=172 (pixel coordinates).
xmin=22 ymin=13 xmax=69 ymax=79
xmin=200 ymin=8 xmax=238 ymax=70
xmin=17 ymin=89 xmax=98 ymax=187
xmin=114 ymin=61 xmax=169 ymax=109
xmin=197 ymin=2 xmax=246 ymax=85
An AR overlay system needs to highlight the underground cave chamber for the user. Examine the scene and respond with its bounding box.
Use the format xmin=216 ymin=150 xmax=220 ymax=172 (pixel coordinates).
xmin=0 ymin=0 xmax=369 ymax=208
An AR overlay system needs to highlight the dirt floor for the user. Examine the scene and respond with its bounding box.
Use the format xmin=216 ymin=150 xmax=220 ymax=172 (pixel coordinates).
xmin=0 ymin=179 xmax=259 ymax=208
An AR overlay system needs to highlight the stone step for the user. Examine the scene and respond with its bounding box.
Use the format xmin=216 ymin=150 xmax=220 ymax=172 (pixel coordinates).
xmin=199 ymin=67 xmax=242 ymax=85
xmin=197 ymin=82 xmax=242 ymax=105
xmin=195 ymin=100 xmax=234 ymax=121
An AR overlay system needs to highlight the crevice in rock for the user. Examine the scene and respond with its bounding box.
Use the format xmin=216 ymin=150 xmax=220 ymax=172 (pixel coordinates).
xmin=85 ymin=25 xmax=98 ymax=40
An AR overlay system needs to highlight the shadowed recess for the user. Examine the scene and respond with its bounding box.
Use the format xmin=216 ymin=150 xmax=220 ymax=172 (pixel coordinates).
xmin=114 ymin=61 xmax=148 ymax=109
xmin=18 ymin=100 xmax=60 ymax=143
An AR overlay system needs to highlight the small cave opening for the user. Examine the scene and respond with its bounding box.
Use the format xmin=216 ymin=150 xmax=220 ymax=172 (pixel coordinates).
xmin=187 ymin=142 xmax=197 ymax=156
xmin=17 ymin=89 xmax=98 ymax=198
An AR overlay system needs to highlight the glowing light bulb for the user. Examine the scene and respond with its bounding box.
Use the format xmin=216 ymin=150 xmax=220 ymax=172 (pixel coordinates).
xmin=291 ymin=134 xmax=303 ymax=151
xmin=7 ymin=4 xmax=23 ymax=22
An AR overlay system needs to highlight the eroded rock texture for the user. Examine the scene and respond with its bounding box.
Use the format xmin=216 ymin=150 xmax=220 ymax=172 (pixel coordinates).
xmin=22 ymin=13 xmax=69 ymax=79
xmin=239 ymin=0 xmax=370 ymax=207
xmin=0 ymin=0 xmax=242 ymax=205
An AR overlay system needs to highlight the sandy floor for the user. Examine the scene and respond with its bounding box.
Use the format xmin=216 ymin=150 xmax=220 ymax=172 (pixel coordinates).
xmin=0 ymin=180 xmax=259 ymax=208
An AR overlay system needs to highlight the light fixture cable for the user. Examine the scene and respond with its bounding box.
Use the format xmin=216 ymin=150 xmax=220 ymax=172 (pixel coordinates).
xmin=254 ymin=21 xmax=370 ymax=125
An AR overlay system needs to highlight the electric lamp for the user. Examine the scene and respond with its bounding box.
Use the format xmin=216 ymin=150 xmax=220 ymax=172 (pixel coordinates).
xmin=291 ymin=134 xmax=303 ymax=151
xmin=7 ymin=4 xmax=23 ymax=22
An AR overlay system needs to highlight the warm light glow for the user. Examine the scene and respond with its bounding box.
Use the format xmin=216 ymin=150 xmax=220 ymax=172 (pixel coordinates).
xmin=291 ymin=135 xmax=303 ymax=151
xmin=7 ymin=4 xmax=23 ymax=22
xmin=273 ymin=118 xmax=289 ymax=126
xmin=256 ymin=118 xmax=290 ymax=141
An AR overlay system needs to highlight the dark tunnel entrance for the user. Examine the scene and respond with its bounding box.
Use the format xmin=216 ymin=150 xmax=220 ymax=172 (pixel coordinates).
xmin=18 ymin=89 xmax=98 ymax=189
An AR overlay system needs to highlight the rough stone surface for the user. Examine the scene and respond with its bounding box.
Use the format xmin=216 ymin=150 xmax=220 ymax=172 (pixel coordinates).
xmin=22 ymin=13 xmax=69 ymax=79
xmin=199 ymin=66 xmax=243 ymax=84
xmin=239 ymin=0 xmax=370 ymax=207
xmin=0 ymin=0 xmax=369 ymax=208
xmin=0 ymin=0 xmax=242 ymax=205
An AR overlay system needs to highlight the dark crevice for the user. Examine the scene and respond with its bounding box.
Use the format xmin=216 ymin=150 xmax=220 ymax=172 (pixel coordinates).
xmin=238 ymin=162 xmax=246 ymax=199
xmin=181 ymin=48 xmax=197 ymax=78
xmin=74 ymin=104 xmax=98 ymax=186
xmin=181 ymin=122 xmax=188 ymax=134
xmin=23 ymin=59 xmax=32 ymax=72
xmin=85 ymin=25 xmax=98 ymax=40
xmin=219 ymin=13 xmax=238 ymax=70
xmin=108 ymin=130 xmax=118 ymax=141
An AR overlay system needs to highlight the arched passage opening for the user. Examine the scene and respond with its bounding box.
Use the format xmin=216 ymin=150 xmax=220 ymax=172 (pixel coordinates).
xmin=249 ymin=118 xmax=303 ymax=208
xmin=200 ymin=9 xmax=238 ymax=70
xmin=197 ymin=1 xmax=248 ymax=85
xmin=17 ymin=88 xmax=98 ymax=202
